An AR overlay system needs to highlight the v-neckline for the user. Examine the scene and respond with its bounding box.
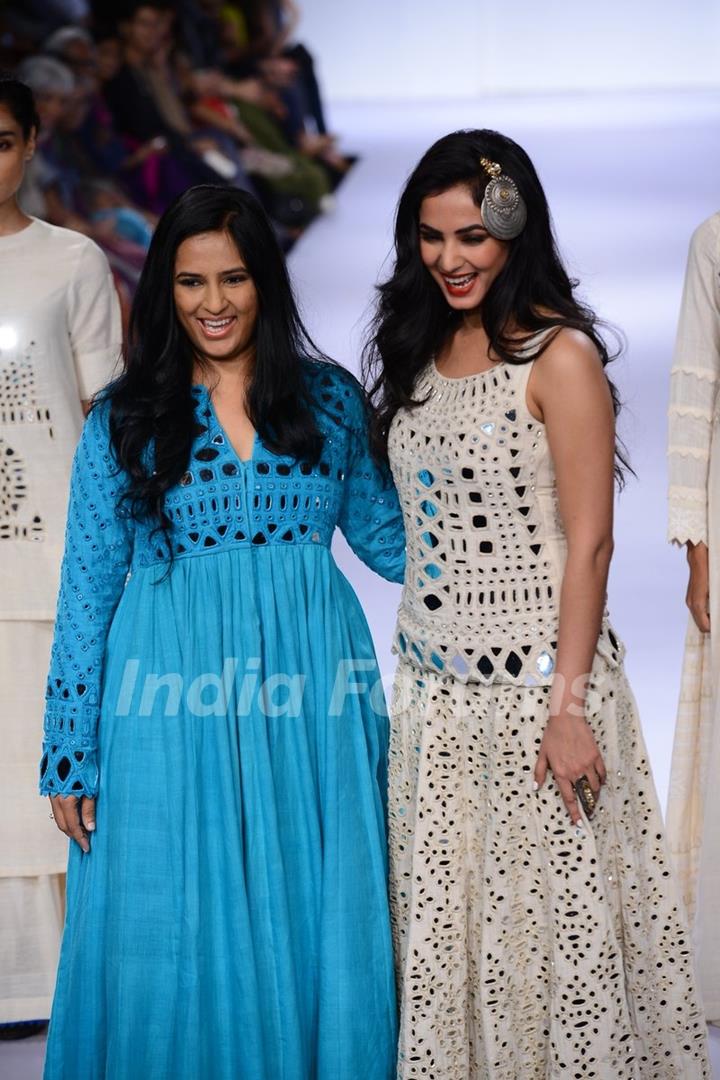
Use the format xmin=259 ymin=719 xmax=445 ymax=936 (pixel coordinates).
xmin=194 ymin=383 xmax=258 ymax=466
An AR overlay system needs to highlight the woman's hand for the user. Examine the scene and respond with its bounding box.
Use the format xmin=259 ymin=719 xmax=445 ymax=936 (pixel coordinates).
xmin=534 ymin=713 xmax=606 ymax=826
xmin=686 ymin=540 xmax=710 ymax=633
xmin=49 ymin=795 xmax=95 ymax=853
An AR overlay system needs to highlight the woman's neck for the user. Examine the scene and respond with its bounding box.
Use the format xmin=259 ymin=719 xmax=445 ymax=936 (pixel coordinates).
xmin=462 ymin=307 xmax=484 ymax=333
xmin=0 ymin=197 xmax=33 ymax=238
xmin=193 ymin=351 xmax=255 ymax=395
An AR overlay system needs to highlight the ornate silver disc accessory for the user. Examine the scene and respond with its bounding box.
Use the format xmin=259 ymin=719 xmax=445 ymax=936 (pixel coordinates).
xmin=480 ymin=157 xmax=527 ymax=240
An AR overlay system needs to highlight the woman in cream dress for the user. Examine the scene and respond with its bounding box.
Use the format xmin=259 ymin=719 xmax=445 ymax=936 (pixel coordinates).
xmin=666 ymin=210 xmax=720 ymax=1024
xmin=0 ymin=76 xmax=120 ymax=1032
xmin=367 ymin=128 xmax=709 ymax=1078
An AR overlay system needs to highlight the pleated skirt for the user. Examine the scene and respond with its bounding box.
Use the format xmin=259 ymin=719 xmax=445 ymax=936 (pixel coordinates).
xmin=44 ymin=546 xmax=397 ymax=1079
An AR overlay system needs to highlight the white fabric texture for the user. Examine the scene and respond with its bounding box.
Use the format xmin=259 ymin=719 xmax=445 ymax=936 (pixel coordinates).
xmin=0 ymin=218 xmax=122 ymax=621
xmin=0 ymin=620 xmax=68 ymax=876
xmin=666 ymin=211 xmax=720 ymax=1023
xmin=387 ymin=338 xmax=710 ymax=1076
xmin=0 ymin=873 xmax=65 ymax=1023
xmin=667 ymin=213 xmax=720 ymax=548
xmin=0 ymin=219 xmax=120 ymax=1023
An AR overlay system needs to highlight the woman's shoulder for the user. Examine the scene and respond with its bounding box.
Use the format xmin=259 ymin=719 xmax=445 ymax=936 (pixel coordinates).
xmin=30 ymin=219 xmax=104 ymax=260
xmin=688 ymin=211 xmax=720 ymax=263
xmin=76 ymin=394 xmax=117 ymax=461
xmin=32 ymin=222 xmax=114 ymax=300
xmin=531 ymin=325 xmax=602 ymax=371
xmin=301 ymin=358 xmax=367 ymax=427
xmin=526 ymin=325 xmax=612 ymax=425
xmin=301 ymin=357 xmax=363 ymax=393
xmin=524 ymin=325 xmax=607 ymax=406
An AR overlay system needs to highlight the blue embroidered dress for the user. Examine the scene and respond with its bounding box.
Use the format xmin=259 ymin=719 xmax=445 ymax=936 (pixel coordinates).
xmin=39 ymin=362 xmax=405 ymax=1080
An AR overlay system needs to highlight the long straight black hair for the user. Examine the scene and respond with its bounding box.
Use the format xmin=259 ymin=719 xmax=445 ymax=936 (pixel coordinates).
xmin=363 ymin=128 xmax=631 ymax=484
xmin=103 ymin=184 xmax=328 ymax=529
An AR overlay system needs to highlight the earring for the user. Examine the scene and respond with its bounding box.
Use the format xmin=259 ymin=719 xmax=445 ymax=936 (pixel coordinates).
xmin=479 ymin=158 xmax=527 ymax=240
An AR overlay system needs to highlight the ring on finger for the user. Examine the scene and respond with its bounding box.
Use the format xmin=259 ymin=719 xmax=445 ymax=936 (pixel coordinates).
xmin=573 ymin=774 xmax=597 ymax=818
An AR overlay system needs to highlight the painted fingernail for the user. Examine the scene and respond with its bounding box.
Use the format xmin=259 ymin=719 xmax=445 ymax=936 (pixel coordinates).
xmin=532 ymin=781 xmax=539 ymax=791
xmin=575 ymin=819 xmax=584 ymax=830
xmin=86 ymin=822 xmax=95 ymax=831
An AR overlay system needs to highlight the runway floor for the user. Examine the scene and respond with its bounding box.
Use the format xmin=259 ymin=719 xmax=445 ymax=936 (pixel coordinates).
xmin=3 ymin=90 xmax=720 ymax=1077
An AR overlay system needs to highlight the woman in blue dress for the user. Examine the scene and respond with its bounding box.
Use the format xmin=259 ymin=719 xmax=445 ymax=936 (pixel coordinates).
xmin=39 ymin=184 xmax=405 ymax=1079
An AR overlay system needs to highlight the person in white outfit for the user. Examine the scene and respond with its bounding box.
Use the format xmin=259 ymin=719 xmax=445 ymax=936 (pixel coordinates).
xmin=666 ymin=210 xmax=720 ymax=1025
xmin=366 ymin=127 xmax=710 ymax=1077
xmin=0 ymin=75 xmax=121 ymax=1036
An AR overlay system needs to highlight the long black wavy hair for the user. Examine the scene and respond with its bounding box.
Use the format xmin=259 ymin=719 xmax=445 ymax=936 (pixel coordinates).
xmin=102 ymin=184 xmax=328 ymax=534
xmin=363 ymin=129 xmax=631 ymax=484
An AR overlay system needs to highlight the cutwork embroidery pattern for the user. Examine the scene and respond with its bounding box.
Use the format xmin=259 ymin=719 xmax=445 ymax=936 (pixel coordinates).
xmin=388 ymin=660 xmax=709 ymax=1078
xmin=0 ymin=341 xmax=49 ymax=540
xmin=386 ymin=353 xmax=708 ymax=1077
xmin=0 ymin=437 xmax=43 ymax=541
xmin=388 ymin=361 xmax=622 ymax=686
xmin=40 ymin=362 xmax=405 ymax=797
xmin=0 ymin=343 xmax=53 ymax=429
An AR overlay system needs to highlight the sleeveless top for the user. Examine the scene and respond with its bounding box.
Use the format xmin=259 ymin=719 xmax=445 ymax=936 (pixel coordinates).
xmin=387 ymin=331 xmax=624 ymax=687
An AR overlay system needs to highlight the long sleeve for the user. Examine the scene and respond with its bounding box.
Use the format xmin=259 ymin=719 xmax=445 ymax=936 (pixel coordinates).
xmin=40 ymin=403 xmax=133 ymax=798
xmin=667 ymin=214 xmax=720 ymax=546
xmin=67 ymin=239 xmax=122 ymax=401
xmin=337 ymin=377 xmax=406 ymax=584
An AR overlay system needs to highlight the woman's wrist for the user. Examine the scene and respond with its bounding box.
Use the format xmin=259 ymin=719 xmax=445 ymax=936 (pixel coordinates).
xmin=687 ymin=539 xmax=709 ymax=564
xmin=547 ymin=666 xmax=593 ymax=721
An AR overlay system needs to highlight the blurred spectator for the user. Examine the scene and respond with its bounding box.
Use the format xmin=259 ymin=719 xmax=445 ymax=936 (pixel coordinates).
xmin=44 ymin=25 xmax=211 ymax=215
xmin=15 ymin=55 xmax=76 ymax=220
xmin=44 ymin=26 xmax=97 ymax=80
xmin=0 ymin=0 xmax=353 ymax=268
xmin=107 ymin=2 xmax=329 ymax=226
xmin=1 ymin=3 xmax=91 ymax=48
xmin=103 ymin=4 xmax=253 ymax=188
xmin=193 ymin=2 xmax=349 ymax=181
xmin=16 ymin=55 xmax=148 ymax=290
xmin=83 ymin=179 xmax=154 ymax=246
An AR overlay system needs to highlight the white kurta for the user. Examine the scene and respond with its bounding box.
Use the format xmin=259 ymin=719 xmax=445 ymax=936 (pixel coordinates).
xmin=0 ymin=219 xmax=122 ymax=622
xmin=0 ymin=219 xmax=121 ymax=1022
xmin=666 ymin=210 xmax=720 ymax=1023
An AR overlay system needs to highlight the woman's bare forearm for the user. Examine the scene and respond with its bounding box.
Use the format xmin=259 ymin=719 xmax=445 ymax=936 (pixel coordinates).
xmin=551 ymin=541 xmax=613 ymax=716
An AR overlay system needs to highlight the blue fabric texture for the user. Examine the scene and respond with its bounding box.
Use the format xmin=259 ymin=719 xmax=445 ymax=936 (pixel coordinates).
xmin=40 ymin=361 xmax=404 ymax=1079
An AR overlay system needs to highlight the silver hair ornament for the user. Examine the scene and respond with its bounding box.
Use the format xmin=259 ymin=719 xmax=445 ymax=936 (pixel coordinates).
xmin=480 ymin=158 xmax=527 ymax=240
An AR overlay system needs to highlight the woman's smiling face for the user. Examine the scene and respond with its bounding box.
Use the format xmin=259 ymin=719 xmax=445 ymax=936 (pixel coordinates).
xmin=173 ymin=229 xmax=259 ymax=365
xmin=419 ymin=183 xmax=509 ymax=311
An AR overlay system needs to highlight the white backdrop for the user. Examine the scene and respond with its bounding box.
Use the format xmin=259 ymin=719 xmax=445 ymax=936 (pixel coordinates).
xmin=300 ymin=0 xmax=720 ymax=101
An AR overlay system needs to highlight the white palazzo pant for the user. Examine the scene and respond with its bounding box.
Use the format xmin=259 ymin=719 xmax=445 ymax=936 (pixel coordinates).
xmin=666 ymin=615 xmax=720 ymax=1025
xmin=0 ymin=621 xmax=67 ymax=1023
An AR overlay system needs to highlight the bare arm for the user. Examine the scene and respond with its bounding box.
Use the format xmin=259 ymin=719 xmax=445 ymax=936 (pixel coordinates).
xmin=528 ymin=329 xmax=614 ymax=823
xmin=685 ymin=541 xmax=710 ymax=633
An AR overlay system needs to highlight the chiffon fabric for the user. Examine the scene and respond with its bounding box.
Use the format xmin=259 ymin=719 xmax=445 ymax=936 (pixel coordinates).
xmin=40 ymin=363 xmax=404 ymax=1079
